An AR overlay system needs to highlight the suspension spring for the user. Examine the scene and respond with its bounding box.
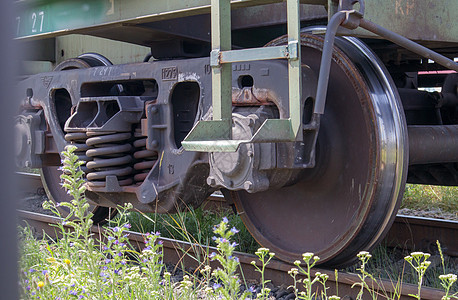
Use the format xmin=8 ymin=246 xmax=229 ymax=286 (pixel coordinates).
xmin=85 ymin=131 xmax=134 ymax=187
xmin=64 ymin=132 xmax=91 ymax=173
xmin=133 ymin=127 xmax=158 ymax=183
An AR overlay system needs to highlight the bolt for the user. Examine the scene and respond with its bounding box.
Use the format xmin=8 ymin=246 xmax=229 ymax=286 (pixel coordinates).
xmin=244 ymin=181 xmax=253 ymax=192
xmin=247 ymin=150 xmax=253 ymax=157
xmin=150 ymin=106 xmax=158 ymax=114
xmin=150 ymin=140 xmax=159 ymax=149
xmin=27 ymin=139 xmax=32 ymax=145
xmin=207 ymin=176 xmax=217 ymax=187
xmin=25 ymin=118 xmax=31 ymax=124
xmin=25 ymin=161 xmax=31 ymax=167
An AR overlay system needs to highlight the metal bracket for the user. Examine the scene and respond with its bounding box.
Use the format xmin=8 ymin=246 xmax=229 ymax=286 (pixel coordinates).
xmin=314 ymin=0 xmax=457 ymax=115
xmin=182 ymin=0 xmax=302 ymax=152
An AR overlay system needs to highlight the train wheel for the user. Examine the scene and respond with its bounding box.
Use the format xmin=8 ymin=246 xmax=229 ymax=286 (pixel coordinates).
xmin=41 ymin=53 xmax=118 ymax=224
xmin=228 ymin=33 xmax=408 ymax=267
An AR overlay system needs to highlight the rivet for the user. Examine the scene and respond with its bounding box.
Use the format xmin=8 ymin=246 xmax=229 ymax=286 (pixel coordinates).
xmin=207 ymin=176 xmax=217 ymax=187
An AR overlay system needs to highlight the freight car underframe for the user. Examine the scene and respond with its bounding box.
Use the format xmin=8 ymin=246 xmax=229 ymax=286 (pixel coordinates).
xmin=15 ymin=0 xmax=458 ymax=267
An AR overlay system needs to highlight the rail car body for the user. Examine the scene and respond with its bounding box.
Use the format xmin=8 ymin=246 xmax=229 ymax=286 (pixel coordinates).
xmin=14 ymin=0 xmax=458 ymax=267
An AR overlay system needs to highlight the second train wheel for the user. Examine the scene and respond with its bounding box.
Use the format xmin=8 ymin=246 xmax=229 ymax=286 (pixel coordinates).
xmin=41 ymin=53 xmax=118 ymax=224
xmin=228 ymin=33 xmax=408 ymax=267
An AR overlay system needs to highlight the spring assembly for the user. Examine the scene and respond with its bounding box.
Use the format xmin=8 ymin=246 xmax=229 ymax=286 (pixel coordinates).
xmin=133 ymin=127 xmax=158 ymax=183
xmin=64 ymin=132 xmax=91 ymax=173
xmin=85 ymin=131 xmax=134 ymax=187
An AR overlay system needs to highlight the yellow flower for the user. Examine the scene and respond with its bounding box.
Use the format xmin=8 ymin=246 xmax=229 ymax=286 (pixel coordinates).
xmin=64 ymin=259 xmax=71 ymax=265
xmin=37 ymin=281 xmax=45 ymax=288
xmin=46 ymin=257 xmax=56 ymax=263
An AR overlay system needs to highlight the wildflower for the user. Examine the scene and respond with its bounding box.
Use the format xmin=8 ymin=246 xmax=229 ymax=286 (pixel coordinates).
xmin=230 ymin=242 xmax=238 ymax=247
xmin=42 ymin=270 xmax=48 ymax=275
xmin=439 ymin=274 xmax=457 ymax=283
xmin=64 ymin=259 xmax=71 ymax=265
xmin=249 ymin=286 xmax=256 ymax=293
xmin=121 ymin=260 xmax=126 ymax=265
xmin=230 ymin=227 xmax=239 ymax=234
xmin=222 ymin=217 xmax=229 ymax=223
xmin=158 ymin=240 xmax=163 ymax=245
xmin=107 ymin=236 xmax=115 ymax=241
xmin=123 ymin=223 xmax=131 ymax=229
xmin=26 ymin=286 xmax=31 ymax=291
xmin=29 ymin=268 xmax=36 ymax=273
xmin=288 ymin=268 xmax=299 ymax=276
xmin=105 ymin=259 xmax=111 ymax=264
xmin=209 ymin=252 xmax=217 ymax=258
xmin=228 ymin=255 xmax=239 ymax=263
xmin=37 ymin=281 xmax=45 ymax=288
xmin=213 ymin=283 xmax=222 ymax=290
xmin=69 ymin=290 xmax=77 ymax=296
xmin=113 ymin=227 xmax=120 ymax=233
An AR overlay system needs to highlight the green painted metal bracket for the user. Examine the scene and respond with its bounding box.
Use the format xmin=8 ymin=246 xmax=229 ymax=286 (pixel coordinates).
xmin=182 ymin=0 xmax=302 ymax=152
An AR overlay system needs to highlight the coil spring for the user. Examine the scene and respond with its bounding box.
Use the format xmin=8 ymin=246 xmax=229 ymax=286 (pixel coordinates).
xmin=133 ymin=127 xmax=158 ymax=183
xmin=85 ymin=131 xmax=133 ymax=187
xmin=64 ymin=132 xmax=91 ymax=173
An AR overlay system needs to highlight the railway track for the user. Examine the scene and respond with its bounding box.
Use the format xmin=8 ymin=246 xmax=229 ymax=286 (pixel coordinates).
xmin=17 ymin=171 xmax=458 ymax=258
xmin=18 ymin=209 xmax=446 ymax=300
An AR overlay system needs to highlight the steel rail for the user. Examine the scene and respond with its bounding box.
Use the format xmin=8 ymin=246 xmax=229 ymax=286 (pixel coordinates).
xmin=16 ymin=172 xmax=458 ymax=258
xmin=17 ymin=209 xmax=446 ymax=300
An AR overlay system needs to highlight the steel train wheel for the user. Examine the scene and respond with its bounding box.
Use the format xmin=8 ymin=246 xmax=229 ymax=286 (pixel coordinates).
xmin=41 ymin=53 xmax=117 ymax=224
xmin=228 ymin=33 xmax=408 ymax=267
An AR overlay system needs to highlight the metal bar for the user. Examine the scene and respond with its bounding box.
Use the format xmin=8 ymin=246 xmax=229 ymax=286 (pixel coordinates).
xmin=219 ymin=45 xmax=288 ymax=64
xmin=287 ymin=0 xmax=302 ymax=137
xmin=359 ymin=19 xmax=458 ymax=72
xmin=408 ymin=125 xmax=458 ymax=165
xmin=211 ymin=0 xmax=232 ymax=125
xmin=313 ymin=11 xmax=346 ymax=114
xmin=15 ymin=0 xmax=293 ymax=41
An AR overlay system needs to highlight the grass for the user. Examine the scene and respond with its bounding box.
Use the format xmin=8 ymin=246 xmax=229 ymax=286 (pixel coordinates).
xmin=18 ymin=148 xmax=458 ymax=299
xmin=402 ymin=184 xmax=458 ymax=215
xmin=126 ymin=207 xmax=260 ymax=254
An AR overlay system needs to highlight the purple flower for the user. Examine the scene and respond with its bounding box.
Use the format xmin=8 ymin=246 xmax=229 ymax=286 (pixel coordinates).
xmin=230 ymin=242 xmax=238 ymax=248
xmin=249 ymin=286 xmax=256 ymax=293
xmin=209 ymin=252 xmax=217 ymax=258
xmin=119 ymin=243 xmax=125 ymax=247
xmin=213 ymin=283 xmax=222 ymax=290
xmin=230 ymin=227 xmax=239 ymax=234
xmin=114 ymin=269 xmax=120 ymax=275
xmin=113 ymin=227 xmax=120 ymax=233
xmin=155 ymin=231 xmax=161 ymax=236
xmin=105 ymin=259 xmax=111 ymax=264
xmin=229 ymin=255 xmax=239 ymax=263
xmin=107 ymin=236 xmax=115 ymax=241
xmin=123 ymin=234 xmax=129 ymax=238
xmin=117 ymin=252 xmax=122 ymax=257
xmin=26 ymin=286 xmax=31 ymax=291
xmin=222 ymin=217 xmax=229 ymax=223
xmin=143 ymin=258 xmax=149 ymax=263
xmin=158 ymin=240 xmax=163 ymax=245
xmin=212 ymin=236 xmax=217 ymax=241
xmin=143 ymin=246 xmax=152 ymax=251
xmin=121 ymin=260 xmax=126 ymax=265
xmin=42 ymin=270 xmax=48 ymax=275
xmin=102 ymin=246 xmax=108 ymax=251
xmin=69 ymin=290 xmax=77 ymax=296
xmin=28 ymin=268 xmax=36 ymax=273
xmin=123 ymin=224 xmax=131 ymax=229
xmin=220 ymin=238 xmax=228 ymax=243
